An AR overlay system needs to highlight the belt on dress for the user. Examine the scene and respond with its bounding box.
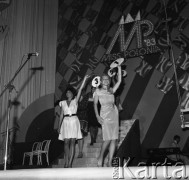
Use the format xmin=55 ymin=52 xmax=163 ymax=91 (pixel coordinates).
xmin=64 ymin=114 xmax=77 ymax=117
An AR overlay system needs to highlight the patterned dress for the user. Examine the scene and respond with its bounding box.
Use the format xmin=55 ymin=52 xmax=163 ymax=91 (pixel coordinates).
xmin=58 ymin=98 xmax=82 ymax=141
xmin=94 ymin=88 xmax=119 ymax=140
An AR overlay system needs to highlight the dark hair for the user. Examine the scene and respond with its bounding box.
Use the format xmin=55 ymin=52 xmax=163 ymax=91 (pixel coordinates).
xmin=63 ymin=85 xmax=77 ymax=99
xmin=174 ymin=135 xmax=180 ymax=140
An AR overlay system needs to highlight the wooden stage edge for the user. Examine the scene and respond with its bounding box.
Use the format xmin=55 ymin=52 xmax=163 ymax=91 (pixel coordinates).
xmin=0 ymin=166 xmax=188 ymax=180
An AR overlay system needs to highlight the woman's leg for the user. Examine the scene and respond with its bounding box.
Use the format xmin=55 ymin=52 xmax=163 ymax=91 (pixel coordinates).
xmin=108 ymin=139 xmax=116 ymax=167
xmin=93 ymin=126 xmax=98 ymax=143
xmin=68 ymin=138 xmax=76 ymax=167
xmin=98 ymin=140 xmax=110 ymax=167
xmin=77 ymin=134 xmax=84 ymax=158
xmin=89 ymin=126 xmax=95 ymax=145
xmin=64 ymin=139 xmax=70 ymax=168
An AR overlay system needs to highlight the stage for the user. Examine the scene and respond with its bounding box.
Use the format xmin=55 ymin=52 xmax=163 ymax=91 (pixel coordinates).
xmin=0 ymin=166 xmax=188 ymax=180
xmin=1 ymin=167 xmax=113 ymax=180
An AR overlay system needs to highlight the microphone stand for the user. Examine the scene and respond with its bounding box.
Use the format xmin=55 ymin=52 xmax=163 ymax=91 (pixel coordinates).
xmin=0 ymin=55 xmax=31 ymax=170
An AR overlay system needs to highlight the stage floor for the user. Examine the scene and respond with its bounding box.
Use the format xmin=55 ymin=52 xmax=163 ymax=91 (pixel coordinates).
xmin=0 ymin=166 xmax=188 ymax=180
xmin=1 ymin=167 xmax=113 ymax=180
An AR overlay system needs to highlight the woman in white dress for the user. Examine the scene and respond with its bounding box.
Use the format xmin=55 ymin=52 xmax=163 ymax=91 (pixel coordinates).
xmin=58 ymin=75 xmax=90 ymax=168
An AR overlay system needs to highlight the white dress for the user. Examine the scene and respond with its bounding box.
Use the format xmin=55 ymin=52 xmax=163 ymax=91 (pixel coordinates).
xmin=58 ymin=98 xmax=82 ymax=141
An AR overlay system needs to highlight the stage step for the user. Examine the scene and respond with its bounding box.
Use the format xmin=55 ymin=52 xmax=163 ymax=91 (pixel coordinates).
xmin=76 ymin=142 xmax=102 ymax=148
xmin=81 ymin=135 xmax=103 ymax=143
xmin=77 ymin=151 xmax=99 ymax=158
xmin=53 ymin=128 xmax=105 ymax=168
xmin=75 ymin=142 xmax=102 ymax=150
xmin=75 ymin=146 xmax=101 ymax=154
xmin=53 ymin=120 xmax=134 ymax=168
xmin=75 ymin=149 xmax=100 ymax=158
xmin=53 ymin=157 xmax=109 ymax=168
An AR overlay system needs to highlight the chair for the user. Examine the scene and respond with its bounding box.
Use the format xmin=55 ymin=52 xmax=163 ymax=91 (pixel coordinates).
xmin=37 ymin=140 xmax=51 ymax=165
xmin=22 ymin=141 xmax=41 ymax=165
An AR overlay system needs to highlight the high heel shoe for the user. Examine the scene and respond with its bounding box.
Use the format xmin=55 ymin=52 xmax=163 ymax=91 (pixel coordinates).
xmin=64 ymin=164 xmax=68 ymax=168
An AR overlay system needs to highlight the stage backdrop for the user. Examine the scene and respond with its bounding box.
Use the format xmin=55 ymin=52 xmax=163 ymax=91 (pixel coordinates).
xmin=0 ymin=0 xmax=58 ymax=164
xmin=55 ymin=0 xmax=189 ymax=156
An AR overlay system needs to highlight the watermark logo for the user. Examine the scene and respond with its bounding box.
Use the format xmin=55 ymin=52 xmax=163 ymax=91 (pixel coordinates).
xmin=112 ymin=157 xmax=188 ymax=179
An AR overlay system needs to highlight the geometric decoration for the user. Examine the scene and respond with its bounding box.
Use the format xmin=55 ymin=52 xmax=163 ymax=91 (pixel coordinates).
xmin=58 ymin=78 xmax=69 ymax=92
xmin=179 ymin=73 xmax=189 ymax=91
xmin=0 ymin=0 xmax=12 ymax=12
xmin=156 ymin=76 xmax=174 ymax=94
xmin=156 ymin=55 xmax=172 ymax=74
xmin=101 ymin=11 xmax=162 ymax=65
xmin=135 ymin=60 xmax=152 ymax=77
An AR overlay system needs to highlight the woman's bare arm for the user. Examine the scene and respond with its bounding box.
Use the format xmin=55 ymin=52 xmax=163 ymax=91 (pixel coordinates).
xmin=112 ymin=65 xmax=122 ymax=93
xmin=94 ymin=91 xmax=103 ymax=124
xmin=76 ymin=75 xmax=90 ymax=103
xmin=58 ymin=103 xmax=64 ymax=133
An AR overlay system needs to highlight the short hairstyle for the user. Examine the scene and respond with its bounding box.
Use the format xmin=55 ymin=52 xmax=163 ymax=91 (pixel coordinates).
xmin=64 ymin=85 xmax=77 ymax=98
xmin=174 ymin=135 xmax=180 ymax=140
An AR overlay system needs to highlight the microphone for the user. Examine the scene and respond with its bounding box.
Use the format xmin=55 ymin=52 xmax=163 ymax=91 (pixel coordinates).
xmin=26 ymin=52 xmax=39 ymax=57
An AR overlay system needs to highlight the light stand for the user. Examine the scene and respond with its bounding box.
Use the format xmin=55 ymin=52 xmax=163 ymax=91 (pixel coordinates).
xmin=0 ymin=55 xmax=31 ymax=170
